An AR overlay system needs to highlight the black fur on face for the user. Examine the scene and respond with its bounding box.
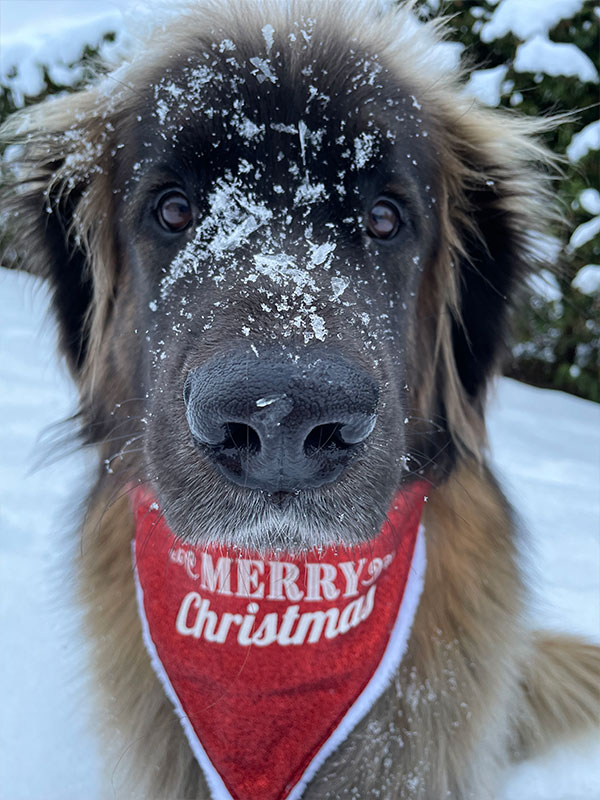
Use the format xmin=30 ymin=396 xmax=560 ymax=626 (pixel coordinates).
xmin=1 ymin=3 xmax=555 ymax=550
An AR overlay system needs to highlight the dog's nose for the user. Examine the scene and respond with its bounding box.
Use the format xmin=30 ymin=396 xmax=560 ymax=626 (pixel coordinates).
xmin=184 ymin=351 xmax=378 ymax=492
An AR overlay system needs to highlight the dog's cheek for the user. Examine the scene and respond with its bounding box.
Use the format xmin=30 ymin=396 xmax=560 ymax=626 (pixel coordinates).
xmin=85 ymin=275 xmax=148 ymax=442
xmin=141 ymin=327 xmax=201 ymax=488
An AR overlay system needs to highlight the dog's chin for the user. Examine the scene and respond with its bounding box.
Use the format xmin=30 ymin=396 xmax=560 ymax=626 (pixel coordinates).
xmin=154 ymin=483 xmax=391 ymax=554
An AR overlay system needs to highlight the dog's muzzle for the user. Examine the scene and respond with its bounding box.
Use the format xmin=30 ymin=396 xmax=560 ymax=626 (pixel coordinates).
xmin=184 ymin=350 xmax=378 ymax=493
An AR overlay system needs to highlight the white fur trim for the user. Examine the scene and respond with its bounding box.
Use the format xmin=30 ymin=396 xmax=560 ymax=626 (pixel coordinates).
xmin=132 ymin=524 xmax=427 ymax=800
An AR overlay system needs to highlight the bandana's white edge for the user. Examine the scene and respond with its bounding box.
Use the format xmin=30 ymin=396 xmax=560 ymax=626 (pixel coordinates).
xmin=286 ymin=522 xmax=426 ymax=800
xmin=132 ymin=523 xmax=427 ymax=800
xmin=132 ymin=543 xmax=234 ymax=800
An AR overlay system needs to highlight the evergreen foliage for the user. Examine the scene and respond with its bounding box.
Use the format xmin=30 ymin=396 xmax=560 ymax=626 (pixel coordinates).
xmin=418 ymin=0 xmax=599 ymax=401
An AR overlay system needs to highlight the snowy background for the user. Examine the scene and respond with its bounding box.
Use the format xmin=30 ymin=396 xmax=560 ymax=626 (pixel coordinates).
xmin=1 ymin=1 xmax=599 ymax=798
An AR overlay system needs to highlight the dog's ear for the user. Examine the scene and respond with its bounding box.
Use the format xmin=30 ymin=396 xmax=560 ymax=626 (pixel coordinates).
xmin=1 ymin=90 xmax=118 ymax=376
xmin=450 ymin=115 xmax=558 ymax=403
xmin=414 ymin=104 xmax=558 ymax=457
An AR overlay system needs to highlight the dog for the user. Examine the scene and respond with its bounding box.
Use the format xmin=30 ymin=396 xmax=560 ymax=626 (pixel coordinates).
xmin=1 ymin=1 xmax=598 ymax=798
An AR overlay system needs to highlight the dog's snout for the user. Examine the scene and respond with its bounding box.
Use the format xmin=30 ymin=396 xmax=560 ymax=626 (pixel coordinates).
xmin=184 ymin=352 xmax=378 ymax=492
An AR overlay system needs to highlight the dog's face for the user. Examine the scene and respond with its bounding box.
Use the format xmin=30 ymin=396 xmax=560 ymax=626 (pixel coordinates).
xmin=113 ymin=32 xmax=441 ymax=548
xmin=3 ymin=3 xmax=553 ymax=550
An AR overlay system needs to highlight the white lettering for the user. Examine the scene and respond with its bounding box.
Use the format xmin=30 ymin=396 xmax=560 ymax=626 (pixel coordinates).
xmin=362 ymin=557 xmax=383 ymax=586
xmin=174 ymin=586 xmax=379 ymax=646
xmin=175 ymin=591 xmax=201 ymax=635
xmin=338 ymin=595 xmax=364 ymax=634
xmin=291 ymin=607 xmax=340 ymax=644
xmin=338 ymin=558 xmax=366 ymax=597
xmin=236 ymin=559 xmax=265 ymax=598
xmin=170 ymin=551 xmax=396 ymax=599
xmin=361 ymin=585 xmax=376 ymax=620
xmin=267 ymin=561 xmax=304 ymax=601
xmin=201 ymin=554 xmax=232 ymax=595
xmin=169 ymin=547 xmax=200 ymax=580
xmin=184 ymin=550 xmax=200 ymax=580
xmin=251 ymin=612 xmax=279 ymax=646
xmin=175 ymin=593 xmax=220 ymax=640
xmin=213 ymin=611 xmax=243 ymax=643
xmin=237 ymin=601 xmax=259 ymax=644
xmin=305 ymin=563 xmax=340 ymax=601
xmin=278 ymin=605 xmax=300 ymax=644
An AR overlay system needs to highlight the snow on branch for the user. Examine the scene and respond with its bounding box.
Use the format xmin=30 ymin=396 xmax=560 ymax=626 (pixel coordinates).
xmin=514 ymin=35 xmax=599 ymax=83
xmin=481 ymin=0 xmax=585 ymax=42
xmin=567 ymin=120 xmax=600 ymax=163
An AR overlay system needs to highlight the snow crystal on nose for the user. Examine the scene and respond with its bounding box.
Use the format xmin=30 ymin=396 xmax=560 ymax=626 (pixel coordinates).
xmin=256 ymin=393 xmax=284 ymax=408
xmin=251 ymin=253 xmax=312 ymax=289
xmin=261 ymin=23 xmax=275 ymax=54
xmin=354 ymin=132 xmax=378 ymax=170
xmin=249 ymin=56 xmax=278 ymax=84
xmin=294 ymin=178 xmax=326 ymax=207
xmin=310 ymin=314 xmax=328 ymax=341
xmin=309 ymin=241 xmax=336 ymax=267
xmin=330 ymin=276 xmax=349 ymax=299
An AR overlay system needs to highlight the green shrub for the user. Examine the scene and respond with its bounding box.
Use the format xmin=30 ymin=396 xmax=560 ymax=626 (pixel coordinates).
xmin=417 ymin=0 xmax=599 ymax=401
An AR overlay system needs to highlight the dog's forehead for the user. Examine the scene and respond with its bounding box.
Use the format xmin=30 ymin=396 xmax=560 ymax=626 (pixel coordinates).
xmin=119 ymin=19 xmax=440 ymax=329
xmin=128 ymin=25 xmax=435 ymax=187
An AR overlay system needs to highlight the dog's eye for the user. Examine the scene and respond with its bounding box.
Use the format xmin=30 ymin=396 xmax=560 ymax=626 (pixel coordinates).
xmin=156 ymin=190 xmax=192 ymax=232
xmin=367 ymin=199 xmax=402 ymax=240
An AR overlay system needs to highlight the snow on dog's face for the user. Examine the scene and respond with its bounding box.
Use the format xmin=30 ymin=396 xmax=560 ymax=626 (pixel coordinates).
xmin=1 ymin=1 xmax=555 ymax=550
xmin=114 ymin=24 xmax=440 ymax=548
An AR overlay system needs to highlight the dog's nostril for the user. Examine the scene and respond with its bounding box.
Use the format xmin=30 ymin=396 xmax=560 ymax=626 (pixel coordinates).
xmin=222 ymin=422 xmax=261 ymax=454
xmin=303 ymin=423 xmax=348 ymax=455
xmin=303 ymin=415 xmax=377 ymax=455
xmin=338 ymin=415 xmax=377 ymax=445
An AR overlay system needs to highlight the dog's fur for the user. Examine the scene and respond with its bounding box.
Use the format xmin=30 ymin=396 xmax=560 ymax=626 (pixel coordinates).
xmin=2 ymin=1 xmax=598 ymax=797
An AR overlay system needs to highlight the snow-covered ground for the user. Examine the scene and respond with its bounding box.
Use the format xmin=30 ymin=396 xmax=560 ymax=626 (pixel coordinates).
xmin=1 ymin=267 xmax=599 ymax=799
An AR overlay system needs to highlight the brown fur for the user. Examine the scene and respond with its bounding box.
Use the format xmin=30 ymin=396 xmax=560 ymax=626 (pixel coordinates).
xmin=1 ymin=1 xmax=598 ymax=798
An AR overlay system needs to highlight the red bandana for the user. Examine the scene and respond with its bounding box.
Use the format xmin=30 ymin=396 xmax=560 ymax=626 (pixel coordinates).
xmin=131 ymin=484 xmax=427 ymax=800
